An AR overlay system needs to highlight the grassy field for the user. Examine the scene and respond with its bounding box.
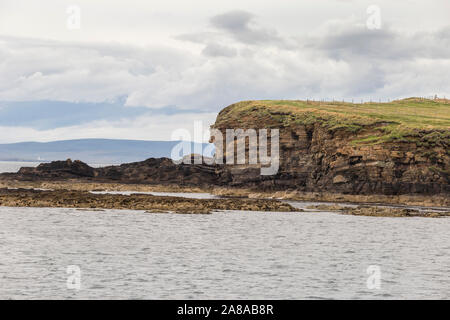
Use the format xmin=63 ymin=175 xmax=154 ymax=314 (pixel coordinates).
xmin=215 ymin=98 xmax=450 ymax=146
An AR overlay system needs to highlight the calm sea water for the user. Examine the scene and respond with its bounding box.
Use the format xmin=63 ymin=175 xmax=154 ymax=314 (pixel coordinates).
xmin=0 ymin=161 xmax=449 ymax=299
xmin=90 ymin=190 xmax=221 ymax=199
xmin=0 ymin=206 xmax=449 ymax=300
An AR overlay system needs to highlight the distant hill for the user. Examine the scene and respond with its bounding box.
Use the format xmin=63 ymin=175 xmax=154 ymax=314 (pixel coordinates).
xmin=0 ymin=139 xmax=213 ymax=164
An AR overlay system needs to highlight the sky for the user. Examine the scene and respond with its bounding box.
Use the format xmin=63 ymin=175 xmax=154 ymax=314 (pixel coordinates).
xmin=0 ymin=0 xmax=449 ymax=143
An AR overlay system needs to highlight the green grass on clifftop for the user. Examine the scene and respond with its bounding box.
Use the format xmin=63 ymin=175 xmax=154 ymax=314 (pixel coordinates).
xmin=213 ymin=98 xmax=450 ymax=146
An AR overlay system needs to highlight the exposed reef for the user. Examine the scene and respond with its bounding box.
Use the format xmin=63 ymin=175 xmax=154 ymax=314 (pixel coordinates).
xmin=0 ymin=188 xmax=296 ymax=214
xmin=306 ymin=204 xmax=450 ymax=218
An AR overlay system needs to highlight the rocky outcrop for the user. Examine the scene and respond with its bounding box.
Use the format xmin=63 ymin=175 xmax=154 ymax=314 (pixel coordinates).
xmin=211 ymin=100 xmax=450 ymax=196
xmin=95 ymin=157 xmax=220 ymax=186
xmin=306 ymin=204 xmax=450 ymax=218
xmin=1 ymin=157 xmax=222 ymax=187
xmin=16 ymin=159 xmax=95 ymax=179
xmin=212 ymin=124 xmax=449 ymax=195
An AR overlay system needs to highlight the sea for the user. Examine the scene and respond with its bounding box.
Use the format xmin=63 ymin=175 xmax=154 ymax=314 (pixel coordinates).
xmin=0 ymin=161 xmax=449 ymax=299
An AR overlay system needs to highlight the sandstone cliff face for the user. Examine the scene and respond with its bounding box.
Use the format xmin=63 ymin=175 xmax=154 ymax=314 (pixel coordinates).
xmin=211 ymin=100 xmax=450 ymax=195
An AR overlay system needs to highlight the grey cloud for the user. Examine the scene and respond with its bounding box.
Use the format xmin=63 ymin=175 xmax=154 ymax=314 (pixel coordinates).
xmin=202 ymin=43 xmax=237 ymax=57
xmin=210 ymin=10 xmax=253 ymax=33
xmin=176 ymin=10 xmax=293 ymax=59
xmin=312 ymin=24 xmax=450 ymax=61
xmin=1 ymin=15 xmax=450 ymax=119
xmin=346 ymin=65 xmax=387 ymax=96
xmin=2 ymin=3 xmax=449 ymax=143
xmin=436 ymin=26 xmax=450 ymax=40
xmin=210 ymin=10 xmax=284 ymax=45
xmin=0 ymin=35 xmax=194 ymax=105
xmin=175 ymin=32 xmax=238 ymax=57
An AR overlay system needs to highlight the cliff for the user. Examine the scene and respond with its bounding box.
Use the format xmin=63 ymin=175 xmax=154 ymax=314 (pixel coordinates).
xmin=211 ymin=98 xmax=450 ymax=195
xmin=1 ymin=98 xmax=448 ymax=198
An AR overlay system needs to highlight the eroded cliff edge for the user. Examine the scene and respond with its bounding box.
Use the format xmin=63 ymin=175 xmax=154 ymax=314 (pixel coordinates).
xmin=211 ymin=98 xmax=450 ymax=195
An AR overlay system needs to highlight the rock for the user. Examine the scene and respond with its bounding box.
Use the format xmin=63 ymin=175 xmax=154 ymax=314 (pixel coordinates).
xmin=0 ymin=188 xmax=297 ymax=214
xmin=306 ymin=204 xmax=346 ymax=211
xmin=339 ymin=206 xmax=450 ymax=218
xmin=17 ymin=159 xmax=95 ymax=179
xmin=333 ymin=175 xmax=348 ymax=184
xmin=2 ymin=157 xmax=222 ymax=187
xmin=211 ymin=101 xmax=450 ymax=196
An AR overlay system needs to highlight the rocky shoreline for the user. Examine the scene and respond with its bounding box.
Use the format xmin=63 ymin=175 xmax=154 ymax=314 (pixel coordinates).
xmin=305 ymin=204 xmax=450 ymax=218
xmin=0 ymin=183 xmax=448 ymax=217
xmin=0 ymin=188 xmax=296 ymax=214
xmin=0 ymin=179 xmax=448 ymax=208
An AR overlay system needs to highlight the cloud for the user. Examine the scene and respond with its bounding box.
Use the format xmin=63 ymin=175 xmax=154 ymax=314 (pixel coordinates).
xmin=0 ymin=99 xmax=208 ymax=130
xmin=210 ymin=10 xmax=273 ymax=44
xmin=1 ymin=8 xmax=450 ymax=142
xmin=311 ymin=21 xmax=450 ymax=61
xmin=202 ymin=43 xmax=237 ymax=58
xmin=2 ymin=16 xmax=450 ymax=111
xmin=210 ymin=10 xmax=286 ymax=46
xmin=210 ymin=10 xmax=253 ymax=32
xmin=0 ymin=112 xmax=217 ymax=144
